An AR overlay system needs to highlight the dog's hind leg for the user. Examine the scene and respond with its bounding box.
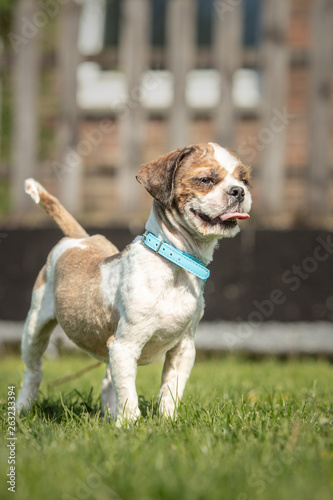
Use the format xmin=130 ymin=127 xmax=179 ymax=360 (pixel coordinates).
xmin=16 ymin=277 xmax=57 ymax=412
xmin=101 ymin=364 xmax=116 ymax=421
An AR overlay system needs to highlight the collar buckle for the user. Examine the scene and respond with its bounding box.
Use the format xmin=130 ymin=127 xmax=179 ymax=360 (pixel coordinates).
xmin=142 ymin=231 xmax=148 ymax=244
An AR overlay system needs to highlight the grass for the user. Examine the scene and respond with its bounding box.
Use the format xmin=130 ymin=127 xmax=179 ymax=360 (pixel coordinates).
xmin=1 ymin=354 xmax=332 ymax=500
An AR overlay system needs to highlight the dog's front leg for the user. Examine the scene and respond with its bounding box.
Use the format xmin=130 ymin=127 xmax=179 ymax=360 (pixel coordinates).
xmin=158 ymin=331 xmax=196 ymax=420
xmin=109 ymin=338 xmax=141 ymax=427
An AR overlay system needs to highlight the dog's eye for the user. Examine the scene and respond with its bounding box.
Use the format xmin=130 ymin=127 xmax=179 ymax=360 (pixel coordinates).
xmin=199 ymin=177 xmax=214 ymax=186
xmin=242 ymin=179 xmax=249 ymax=187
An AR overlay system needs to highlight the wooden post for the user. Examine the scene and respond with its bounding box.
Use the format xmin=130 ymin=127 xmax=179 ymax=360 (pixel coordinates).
xmin=57 ymin=1 xmax=82 ymax=214
xmin=308 ymin=0 xmax=333 ymax=216
xmin=0 ymin=38 xmax=3 ymax=163
xmin=260 ymin=0 xmax=290 ymax=216
xmin=11 ymin=0 xmax=40 ymax=214
xmin=212 ymin=0 xmax=243 ymax=149
xmin=167 ymin=0 xmax=196 ymax=151
xmin=118 ymin=0 xmax=150 ymax=217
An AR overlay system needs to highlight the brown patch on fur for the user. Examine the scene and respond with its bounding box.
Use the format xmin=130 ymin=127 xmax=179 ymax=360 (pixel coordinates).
xmin=53 ymin=238 xmax=120 ymax=360
xmin=39 ymin=190 xmax=89 ymax=239
xmin=173 ymin=143 xmax=229 ymax=211
xmin=33 ymin=250 xmax=54 ymax=291
xmin=233 ymin=163 xmax=252 ymax=185
xmin=34 ymin=265 xmax=47 ymax=290
xmin=107 ymin=336 xmax=115 ymax=348
xmin=136 ymin=146 xmax=195 ymax=207
xmin=88 ymin=234 xmax=119 ymax=255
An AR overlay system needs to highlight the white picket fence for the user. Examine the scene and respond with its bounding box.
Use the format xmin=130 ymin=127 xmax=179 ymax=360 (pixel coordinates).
xmin=1 ymin=321 xmax=333 ymax=357
xmin=6 ymin=0 xmax=333 ymax=219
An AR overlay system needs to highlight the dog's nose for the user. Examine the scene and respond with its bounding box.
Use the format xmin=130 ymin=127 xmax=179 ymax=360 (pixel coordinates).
xmin=228 ymin=185 xmax=245 ymax=201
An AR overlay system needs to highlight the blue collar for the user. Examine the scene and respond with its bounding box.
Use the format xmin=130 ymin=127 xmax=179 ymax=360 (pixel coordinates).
xmin=141 ymin=231 xmax=210 ymax=281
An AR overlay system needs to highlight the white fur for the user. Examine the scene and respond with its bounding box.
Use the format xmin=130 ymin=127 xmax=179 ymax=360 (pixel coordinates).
xmin=192 ymin=177 xmax=252 ymax=222
xmin=25 ymin=178 xmax=41 ymax=204
xmin=184 ymin=176 xmax=252 ymax=245
xmin=99 ymin=230 xmax=204 ymax=424
xmin=209 ymin=142 xmax=239 ymax=173
xmin=101 ymin=364 xmax=116 ymax=420
xmin=51 ymin=238 xmax=87 ymax=264
xmin=16 ymin=284 xmax=55 ymax=412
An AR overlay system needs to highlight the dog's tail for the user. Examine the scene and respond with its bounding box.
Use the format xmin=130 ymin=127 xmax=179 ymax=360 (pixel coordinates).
xmin=25 ymin=178 xmax=89 ymax=239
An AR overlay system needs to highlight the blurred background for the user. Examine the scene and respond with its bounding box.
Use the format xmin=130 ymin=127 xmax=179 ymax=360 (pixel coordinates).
xmin=0 ymin=0 xmax=332 ymax=356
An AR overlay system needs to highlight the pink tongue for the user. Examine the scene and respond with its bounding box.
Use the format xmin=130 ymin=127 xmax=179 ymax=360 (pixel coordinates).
xmin=220 ymin=212 xmax=250 ymax=221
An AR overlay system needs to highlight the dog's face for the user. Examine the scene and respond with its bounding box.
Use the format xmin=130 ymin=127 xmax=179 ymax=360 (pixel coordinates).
xmin=137 ymin=143 xmax=252 ymax=239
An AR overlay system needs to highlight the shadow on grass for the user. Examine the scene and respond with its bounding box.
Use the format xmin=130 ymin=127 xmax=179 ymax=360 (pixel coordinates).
xmin=23 ymin=389 xmax=158 ymax=423
xmin=29 ymin=387 xmax=100 ymax=423
xmin=138 ymin=394 xmax=159 ymax=419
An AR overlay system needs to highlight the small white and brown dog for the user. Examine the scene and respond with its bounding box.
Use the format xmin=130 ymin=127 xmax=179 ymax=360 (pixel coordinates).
xmin=16 ymin=142 xmax=252 ymax=425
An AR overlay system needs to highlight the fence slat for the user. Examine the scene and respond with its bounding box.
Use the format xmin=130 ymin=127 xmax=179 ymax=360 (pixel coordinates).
xmin=11 ymin=0 xmax=40 ymax=214
xmin=118 ymin=0 xmax=150 ymax=217
xmin=260 ymin=0 xmax=290 ymax=216
xmin=212 ymin=0 xmax=243 ymax=149
xmin=0 ymin=38 xmax=3 ymax=163
xmin=308 ymin=0 xmax=333 ymax=216
xmin=57 ymin=1 xmax=82 ymax=215
xmin=167 ymin=0 xmax=196 ymax=151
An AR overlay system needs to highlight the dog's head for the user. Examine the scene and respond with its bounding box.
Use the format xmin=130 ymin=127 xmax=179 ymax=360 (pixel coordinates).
xmin=137 ymin=143 xmax=252 ymax=239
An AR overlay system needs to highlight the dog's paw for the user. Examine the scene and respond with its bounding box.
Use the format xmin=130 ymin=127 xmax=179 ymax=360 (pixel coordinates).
xmin=15 ymin=396 xmax=32 ymax=414
xmin=115 ymin=407 xmax=141 ymax=429
xmin=158 ymin=401 xmax=178 ymax=421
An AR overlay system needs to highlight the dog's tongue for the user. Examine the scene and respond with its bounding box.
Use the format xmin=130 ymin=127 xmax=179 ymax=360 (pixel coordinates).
xmin=220 ymin=212 xmax=250 ymax=221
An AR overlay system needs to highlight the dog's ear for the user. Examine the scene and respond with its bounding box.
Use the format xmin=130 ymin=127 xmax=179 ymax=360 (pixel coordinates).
xmin=136 ymin=147 xmax=194 ymax=208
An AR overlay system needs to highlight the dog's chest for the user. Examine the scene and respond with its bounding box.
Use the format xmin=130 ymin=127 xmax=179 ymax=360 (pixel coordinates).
xmin=131 ymin=268 xmax=204 ymax=364
xmin=153 ymin=283 xmax=199 ymax=328
xmin=122 ymin=247 xmax=204 ymax=325
xmin=138 ymin=284 xmax=203 ymax=364
xmin=101 ymin=241 xmax=205 ymax=363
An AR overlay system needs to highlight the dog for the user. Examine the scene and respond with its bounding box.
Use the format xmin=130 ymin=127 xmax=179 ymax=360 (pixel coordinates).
xmin=16 ymin=142 xmax=252 ymax=425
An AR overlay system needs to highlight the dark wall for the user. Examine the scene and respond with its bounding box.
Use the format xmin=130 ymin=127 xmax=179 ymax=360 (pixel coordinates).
xmin=0 ymin=228 xmax=332 ymax=322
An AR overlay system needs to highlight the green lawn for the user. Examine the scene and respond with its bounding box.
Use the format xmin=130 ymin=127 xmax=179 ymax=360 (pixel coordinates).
xmin=1 ymin=354 xmax=332 ymax=500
